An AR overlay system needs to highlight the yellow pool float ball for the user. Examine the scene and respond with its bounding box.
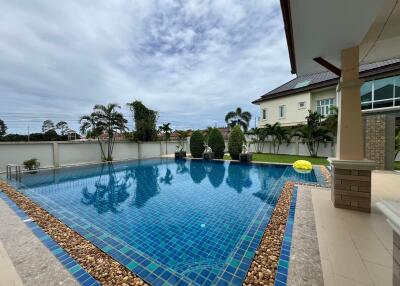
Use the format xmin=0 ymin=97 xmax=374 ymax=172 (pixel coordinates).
xmin=293 ymin=160 xmax=312 ymax=173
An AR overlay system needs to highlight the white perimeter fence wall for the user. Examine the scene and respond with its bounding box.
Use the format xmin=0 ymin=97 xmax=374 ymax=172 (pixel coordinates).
xmin=0 ymin=140 xmax=189 ymax=173
xmin=0 ymin=138 xmax=335 ymax=172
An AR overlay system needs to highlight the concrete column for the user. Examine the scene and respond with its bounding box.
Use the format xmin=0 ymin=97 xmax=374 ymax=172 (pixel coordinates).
xmin=336 ymin=46 xmax=364 ymax=160
xmin=330 ymin=46 xmax=376 ymax=212
xmin=52 ymin=142 xmax=60 ymax=167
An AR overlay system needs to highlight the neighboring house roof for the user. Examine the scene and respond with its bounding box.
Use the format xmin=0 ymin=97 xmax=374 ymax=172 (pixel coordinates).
xmin=252 ymin=58 xmax=400 ymax=104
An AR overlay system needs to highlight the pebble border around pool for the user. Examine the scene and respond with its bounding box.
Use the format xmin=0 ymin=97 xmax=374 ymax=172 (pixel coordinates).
xmin=273 ymin=187 xmax=298 ymax=286
xmin=0 ymin=191 xmax=100 ymax=286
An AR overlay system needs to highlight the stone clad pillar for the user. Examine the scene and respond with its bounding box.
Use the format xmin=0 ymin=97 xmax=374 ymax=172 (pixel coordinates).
xmin=329 ymin=46 xmax=376 ymax=212
xmin=364 ymin=114 xmax=396 ymax=170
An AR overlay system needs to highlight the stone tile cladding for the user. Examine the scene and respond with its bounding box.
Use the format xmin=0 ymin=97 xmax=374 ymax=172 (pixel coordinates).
xmin=331 ymin=167 xmax=371 ymax=212
xmin=364 ymin=114 xmax=386 ymax=170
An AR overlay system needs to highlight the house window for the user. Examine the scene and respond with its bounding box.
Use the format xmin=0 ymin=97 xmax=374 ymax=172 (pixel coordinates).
xmin=278 ymin=105 xmax=286 ymax=119
xmin=262 ymin=109 xmax=267 ymax=120
xmin=316 ymin=98 xmax=335 ymax=116
xmin=361 ymin=76 xmax=398 ymax=110
xmin=298 ymin=101 xmax=306 ymax=109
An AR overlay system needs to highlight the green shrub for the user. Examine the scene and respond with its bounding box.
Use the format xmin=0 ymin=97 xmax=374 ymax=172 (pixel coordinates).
xmin=23 ymin=158 xmax=40 ymax=170
xmin=190 ymin=130 xmax=204 ymax=158
xmin=228 ymin=125 xmax=244 ymax=160
xmin=208 ymin=128 xmax=225 ymax=159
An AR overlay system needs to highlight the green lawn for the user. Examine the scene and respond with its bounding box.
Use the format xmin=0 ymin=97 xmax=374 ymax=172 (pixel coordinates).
xmin=223 ymin=153 xmax=329 ymax=166
xmin=395 ymin=161 xmax=400 ymax=170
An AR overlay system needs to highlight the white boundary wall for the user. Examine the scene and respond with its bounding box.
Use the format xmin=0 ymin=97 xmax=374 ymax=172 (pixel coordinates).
xmin=0 ymin=140 xmax=189 ymax=173
xmin=0 ymin=138 xmax=334 ymax=172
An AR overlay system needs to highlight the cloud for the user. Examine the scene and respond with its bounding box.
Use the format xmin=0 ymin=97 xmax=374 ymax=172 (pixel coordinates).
xmin=0 ymin=0 xmax=293 ymax=132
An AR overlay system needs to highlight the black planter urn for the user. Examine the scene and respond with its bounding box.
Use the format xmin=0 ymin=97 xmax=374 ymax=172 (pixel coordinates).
xmin=203 ymin=152 xmax=215 ymax=160
xmin=239 ymin=153 xmax=253 ymax=163
xmin=175 ymin=151 xmax=187 ymax=159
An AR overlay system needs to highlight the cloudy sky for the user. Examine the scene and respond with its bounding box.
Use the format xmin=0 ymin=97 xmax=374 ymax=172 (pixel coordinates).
xmin=0 ymin=0 xmax=293 ymax=133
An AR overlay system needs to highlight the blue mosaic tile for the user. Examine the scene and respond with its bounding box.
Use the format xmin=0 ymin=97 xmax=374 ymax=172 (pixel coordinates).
xmin=3 ymin=159 xmax=316 ymax=285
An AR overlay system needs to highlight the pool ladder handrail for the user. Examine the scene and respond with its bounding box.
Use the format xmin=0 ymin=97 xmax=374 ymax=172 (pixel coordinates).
xmin=6 ymin=164 xmax=22 ymax=181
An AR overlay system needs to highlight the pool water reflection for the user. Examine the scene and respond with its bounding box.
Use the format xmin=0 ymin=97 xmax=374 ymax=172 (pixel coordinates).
xmin=15 ymin=159 xmax=317 ymax=286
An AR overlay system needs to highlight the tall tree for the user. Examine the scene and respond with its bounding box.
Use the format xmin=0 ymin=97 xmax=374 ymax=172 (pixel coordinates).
xmin=225 ymin=107 xmax=252 ymax=131
xmin=42 ymin=120 xmax=55 ymax=133
xmin=56 ymin=121 xmax=69 ymax=135
xmin=80 ymin=103 xmax=127 ymax=161
xmin=127 ymin=100 xmax=158 ymax=141
xmin=0 ymin=119 xmax=7 ymax=137
xmin=158 ymin=123 xmax=172 ymax=154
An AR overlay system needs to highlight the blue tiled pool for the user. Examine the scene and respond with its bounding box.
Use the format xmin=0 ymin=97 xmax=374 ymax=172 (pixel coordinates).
xmin=11 ymin=159 xmax=317 ymax=286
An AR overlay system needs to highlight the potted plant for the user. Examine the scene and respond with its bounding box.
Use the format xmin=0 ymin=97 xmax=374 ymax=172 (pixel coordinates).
xmin=239 ymin=143 xmax=253 ymax=163
xmin=202 ymin=144 xmax=215 ymax=160
xmin=23 ymin=158 xmax=40 ymax=173
xmin=175 ymin=130 xmax=189 ymax=159
xmin=175 ymin=144 xmax=186 ymax=159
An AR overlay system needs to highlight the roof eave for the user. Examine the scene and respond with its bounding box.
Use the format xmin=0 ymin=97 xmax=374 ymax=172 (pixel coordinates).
xmin=252 ymin=60 xmax=400 ymax=105
xmin=280 ymin=0 xmax=297 ymax=74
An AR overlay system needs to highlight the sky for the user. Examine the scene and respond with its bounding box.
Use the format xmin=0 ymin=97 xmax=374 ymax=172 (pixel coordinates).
xmin=0 ymin=0 xmax=294 ymax=134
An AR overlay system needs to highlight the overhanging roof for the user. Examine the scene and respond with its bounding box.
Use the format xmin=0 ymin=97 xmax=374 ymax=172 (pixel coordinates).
xmin=252 ymin=58 xmax=400 ymax=104
xmin=281 ymin=0 xmax=400 ymax=75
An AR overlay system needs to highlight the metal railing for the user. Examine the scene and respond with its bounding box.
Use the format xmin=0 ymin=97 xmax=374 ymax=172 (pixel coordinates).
xmin=6 ymin=164 xmax=22 ymax=181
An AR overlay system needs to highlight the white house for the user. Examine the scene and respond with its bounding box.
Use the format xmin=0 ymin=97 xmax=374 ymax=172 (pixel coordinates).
xmin=252 ymin=58 xmax=400 ymax=126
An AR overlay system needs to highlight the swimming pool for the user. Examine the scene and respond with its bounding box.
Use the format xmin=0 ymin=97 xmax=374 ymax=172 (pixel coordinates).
xmin=12 ymin=159 xmax=317 ymax=285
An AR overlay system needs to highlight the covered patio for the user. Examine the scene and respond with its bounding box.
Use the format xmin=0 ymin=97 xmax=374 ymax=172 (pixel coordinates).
xmin=279 ymin=0 xmax=400 ymax=285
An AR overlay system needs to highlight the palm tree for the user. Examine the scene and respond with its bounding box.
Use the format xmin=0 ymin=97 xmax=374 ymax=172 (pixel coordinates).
xmin=265 ymin=123 xmax=291 ymax=153
xmin=294 ymin=110 xmax=333 ymax=157
xmin=248 ymin=127 xmax=268 ymax=153
xmin=158 ymin=123 xmax=172 ymax=154
xmin=324 ymin=106 xmax=338 ymax=136
xmin=80 ymin=103 xmax=127 ymax=161
xmin=225 ymin=107 xmax=252 ymax=131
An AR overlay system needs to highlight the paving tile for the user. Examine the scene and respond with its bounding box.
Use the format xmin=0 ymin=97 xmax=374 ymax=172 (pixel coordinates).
xmin=364 ymin=261 xmax=392 ymax=286
xmin=333 ymin=274 xmax=371 ymax=286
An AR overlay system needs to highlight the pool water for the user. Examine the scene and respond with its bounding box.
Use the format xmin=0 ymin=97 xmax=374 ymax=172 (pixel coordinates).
xmin=14 ymin=159 xmax=317 ymax=286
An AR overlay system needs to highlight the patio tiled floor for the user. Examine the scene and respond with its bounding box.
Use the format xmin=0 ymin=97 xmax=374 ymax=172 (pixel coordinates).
xmin=0 ymin=240 xmax=23 ymax=286
xmin=313 ymin=170 xmax=399 ymax=286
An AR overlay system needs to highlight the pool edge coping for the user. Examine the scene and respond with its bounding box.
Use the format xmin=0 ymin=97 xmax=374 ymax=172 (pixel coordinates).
xmin=0 ymin=191 xmax=100 ymax=286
